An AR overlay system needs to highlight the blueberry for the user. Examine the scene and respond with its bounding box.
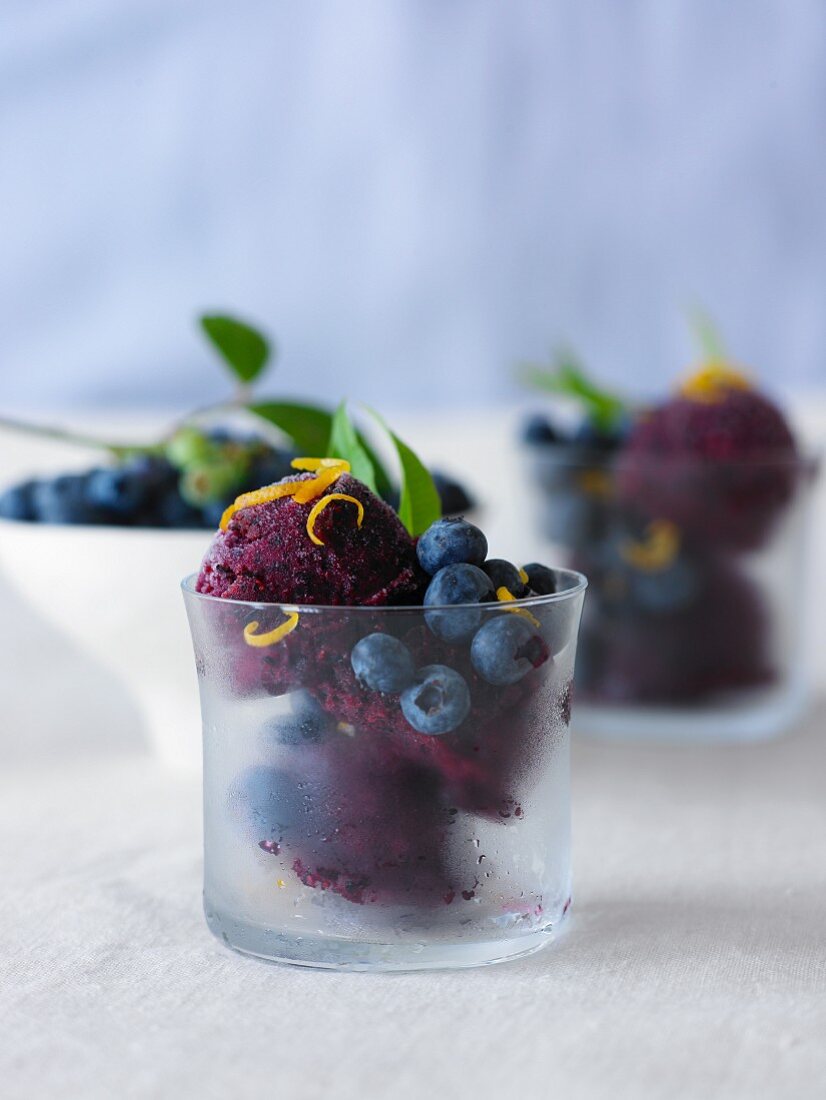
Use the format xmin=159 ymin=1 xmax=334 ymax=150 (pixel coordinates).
xmin=630 ymin=559 xmax=701 ymax=616
xmin=205 ymin=428 xmax=234 ymax=446
xmin=522 ymin=563 xmax=557 ymax=596
xmin=522 ymin=414 xmax=561 ymax=446
xmin=0 ymin=480 xmax=37 ymax=521
xmin=400 ymin=664 xmax=471 ymax=735
xmin=247 ymin=450 xmax=296 ymax=489
xmin=155 ymin=485 xmax=207 ymax=528
xmin=430 ymin=470 xmax=475 ymax=516
xmin=351 ymin=633 xmax=415 ymax=693
xmin=86 ymin=465 xmax=150 ymax=518
xmin=31 ymin=474 xmax=104 ymax=524
xmin=471 ymin=616 xmax=549 ymax=685
xmin=424 ymin=563 xmax=495 ymax=643
xmin=264 ymin=690 xmax=333 ymax=745
xmin=416 ymin=517 xmax=488 ymax=575
xmin=573 ymin=418 xmax=628 ymax=452
xmin=200 ymin=499 xmax=230 ymax=528
xmin=233 ymin=765 xmax=306 ymax=840
xmin=482 ymin=558 xmax=528 ymax=598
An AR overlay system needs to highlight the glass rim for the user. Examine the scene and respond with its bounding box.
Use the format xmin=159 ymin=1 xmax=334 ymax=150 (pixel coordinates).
xmin=180 ymin=567 xmax=587 ymax=614
xmin=523 ymin=439 xmax=822 ymax=473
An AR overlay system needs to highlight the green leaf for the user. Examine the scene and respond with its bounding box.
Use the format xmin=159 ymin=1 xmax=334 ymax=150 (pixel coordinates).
xmin=688 ymin=307 xmax=727 ymax=362
xmin=366 ymin=408 xmax=441 ymax=536
xmin=326 ymin=402 xmax=378 ymax=493
xmin=247 ymin=401 xmax=333 ymax=454
xmin=200 ymin=314 xmax=271 ymax=384
xmin=519 ymin=348 xmax=626 ymax=432
xmin=354 ymin=431 xmax=394 ymax=499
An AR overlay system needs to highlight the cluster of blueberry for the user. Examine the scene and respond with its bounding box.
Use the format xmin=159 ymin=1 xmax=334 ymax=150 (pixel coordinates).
xmin=0 ymin=431 xmax=473 ymax=529
xmin=522 ymin=413 xmax=628 ymax=453
xmin=0 ymin=432 xmax=295 ymax=529
xmin=349 ymin=518 xmax=556 ymax=735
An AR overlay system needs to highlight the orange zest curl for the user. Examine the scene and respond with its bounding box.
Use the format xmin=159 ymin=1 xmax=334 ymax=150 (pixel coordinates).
xmin=291 ymin=457 xmax=351 ymax=473
xmin=220 ymin=481 xmax=307 ymax=530
xmin=292 ymin=463 xmax=347 ymax=504
xmin=242 ymin=611 xmax=300 ymax=648
xmin=620 ymin=519 xmax=680 ymax=572
xmin=219 ymin=458 xmax=351 ymax=530
xmin=577 ymin=469 xmax=611 ymax=497
xmin=679 ymin=360 xmax=752 ymax=403
xmin=496 ymin=586 xmax=541 ymax=629
xmin=306 ymin=493 xmax=365 ymax=546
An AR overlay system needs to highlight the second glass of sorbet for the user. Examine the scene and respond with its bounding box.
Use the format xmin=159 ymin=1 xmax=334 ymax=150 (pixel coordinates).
xmin=526 ymin=441 xmax=818 ymax=741
xmin=183 ymin=570 xmax=586 ymax=971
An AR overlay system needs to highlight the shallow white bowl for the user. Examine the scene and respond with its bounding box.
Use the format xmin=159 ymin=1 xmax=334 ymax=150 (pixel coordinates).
xmin=0 ymin=518 xmax=210 ymax=771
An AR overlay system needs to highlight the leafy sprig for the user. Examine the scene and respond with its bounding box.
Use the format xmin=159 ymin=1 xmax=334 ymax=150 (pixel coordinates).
xmin=519 ymin=348 xmax=628 ymax=432
xmin=324 ymin=403 xmax=440 ymax=536
xmin=200 ymin=314 xmax=271 ymax=386
xmin=0 ymin=311 xmax=443 ymax=528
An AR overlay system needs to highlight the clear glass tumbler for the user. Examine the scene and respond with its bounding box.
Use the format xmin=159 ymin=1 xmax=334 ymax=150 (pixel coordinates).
xmin=182 ymin=569 xmax=586 ymax=971
xmin=526 ymin=440 xmax=819 ymax=742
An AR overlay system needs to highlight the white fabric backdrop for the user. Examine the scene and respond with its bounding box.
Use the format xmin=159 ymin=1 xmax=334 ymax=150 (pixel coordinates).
xmin=2 ymin=0 xmax=826 ymax=411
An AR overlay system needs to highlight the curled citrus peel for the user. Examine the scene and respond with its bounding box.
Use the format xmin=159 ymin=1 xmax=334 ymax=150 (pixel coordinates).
xmin=679 ymin=360 xmax=751 ymax=403
xmin=220 ymin=480 xmax=306 ymax=530
xmin=496 ymin=586 xmax=541 ymax=629
xmin=518 ymin=567 xmax=530 ymax=585
xmin=243 ymin=612 xmax=300 ymax=647
xmin=306 ymin=493 xmax=365 ymax=546
xmin=577 ymin=469 xmax=611 ymax=497
xmin=291 ymin=457 xmax=351 ymax=473
xmin=219 ymin=457 xmax=351 ymax=530
xmin=620 ymin=519 xmax=680 ymax=572
xmin=292 ymin=463 xmax=348 ymax=503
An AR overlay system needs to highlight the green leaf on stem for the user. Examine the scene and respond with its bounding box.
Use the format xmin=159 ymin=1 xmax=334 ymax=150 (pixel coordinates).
xmin=688 ymin=307 xmax=727 ymax=362
xmin=366 ymin=408 xmax=441 ymax=536
xmin=200 ymin=314 xmax=271 ymax=384
xmin=327 ymin=402 xmax=378 ymax=493
xmin=354 ymin=431 xmax=393 ymax=499
xmin=519 ymin=348 xmax=626 ymax=432
xmin=247 ymin=401 xmax=333 ymax=454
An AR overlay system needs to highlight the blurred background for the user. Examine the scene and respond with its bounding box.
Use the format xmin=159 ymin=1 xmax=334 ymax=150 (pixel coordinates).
xmin=3 ymin=0 xmax=826 ymax=413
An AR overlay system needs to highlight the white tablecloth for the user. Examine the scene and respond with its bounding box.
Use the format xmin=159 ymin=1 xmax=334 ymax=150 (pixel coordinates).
xmin=2 ymin=564 xmax=825 ymax=1100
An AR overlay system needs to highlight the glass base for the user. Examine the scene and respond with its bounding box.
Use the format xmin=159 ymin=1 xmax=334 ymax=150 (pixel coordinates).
xmin=205 ymin=903 xmax=570 ymax=972
xmin=572 ymin=680 xmax=810 ymax=744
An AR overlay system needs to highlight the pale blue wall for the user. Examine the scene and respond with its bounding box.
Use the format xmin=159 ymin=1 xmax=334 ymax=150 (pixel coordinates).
xmin=2 ymin=0 xmax=825 ymax=411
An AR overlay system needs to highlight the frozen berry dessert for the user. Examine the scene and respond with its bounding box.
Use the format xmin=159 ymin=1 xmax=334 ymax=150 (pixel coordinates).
xmin=522 ymin=333 xmax=811 ymax=722
xmin=197 ymin=462 xmax=427 ymax=605
xmin=616 ymin=363 xmax=798 ymax=551
xmin=186 ymin=449 xmax=585 ymax=964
